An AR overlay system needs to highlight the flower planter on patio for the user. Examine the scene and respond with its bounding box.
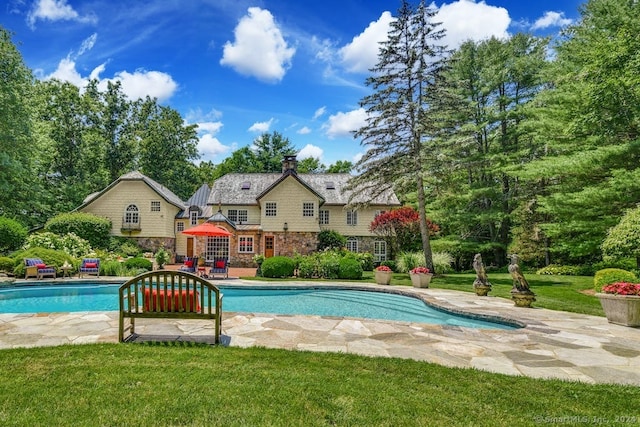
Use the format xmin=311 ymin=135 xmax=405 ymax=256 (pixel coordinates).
xmin=596 ymin=293 xmax=640 ymax=327
xmin=374 ymin=270 xmax=392 ymax=285
xmin=410 ymin=272 xmax=433 ymax=288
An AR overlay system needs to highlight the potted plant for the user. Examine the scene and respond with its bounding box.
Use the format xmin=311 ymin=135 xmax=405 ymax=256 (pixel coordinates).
xmin=409 ymin=266 xmax=433 ymax=288
xmin=374 ymin=265 xmax=393 ymax=285
xmin=596 ymin=282 xmax=640 ymax=327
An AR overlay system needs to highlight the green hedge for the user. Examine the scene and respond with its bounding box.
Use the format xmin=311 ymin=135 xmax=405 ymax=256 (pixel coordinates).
xmin=338 ymin=257 xmax=363 ymax=280
xmin=0 ymin=216 xmax=27 ymax=254
xmin=261 ymin=256 xmax=296 ymax=278
xmin=0 ymin=256 xmax=16 ymax=273
xmin=593 ymin=268 xmax=637 ymax=293
xmin=123 ymin=257 xmax=153 ymax=271
xmin=45 ymin=212 xmax=112 ymax=249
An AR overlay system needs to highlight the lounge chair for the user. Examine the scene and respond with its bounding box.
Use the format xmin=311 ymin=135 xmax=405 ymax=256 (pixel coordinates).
xmin=209 ymin=258 xmax=228 ymax=279
xmin=24 ymin=258 xmax=56 ymax=280
xmin=79 ymin=258 xmax=100 ymax=278
xmin=178 ymin=256 xmax=198 ymax=273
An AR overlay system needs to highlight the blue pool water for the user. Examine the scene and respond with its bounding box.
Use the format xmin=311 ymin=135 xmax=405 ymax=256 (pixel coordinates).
xmin=0 ymin=284 xmax=515 ymax=330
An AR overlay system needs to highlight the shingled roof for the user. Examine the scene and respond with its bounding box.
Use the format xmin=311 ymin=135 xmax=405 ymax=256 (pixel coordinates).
xmin=77 ymin=171 xmax=186 ymax=211
xmin=207 ymin=172 xmax=400 ymax=206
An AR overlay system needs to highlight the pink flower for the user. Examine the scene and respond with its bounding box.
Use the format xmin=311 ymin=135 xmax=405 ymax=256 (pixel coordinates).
xmin=375 ymin=265 xmax=392 ymax=272
xmin=410 ymin=266 xmax=430 ymax=274
xmin=602 ymin=282 xmax=640 ymax=296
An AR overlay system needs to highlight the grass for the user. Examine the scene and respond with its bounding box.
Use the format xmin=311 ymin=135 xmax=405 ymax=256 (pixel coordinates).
xmin=0 ymin=344 xmax=638 ymax=426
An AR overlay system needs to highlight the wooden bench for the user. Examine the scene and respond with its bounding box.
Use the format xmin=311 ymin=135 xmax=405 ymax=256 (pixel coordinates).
xmin=118 ymin=270 xmax=223 ymax=344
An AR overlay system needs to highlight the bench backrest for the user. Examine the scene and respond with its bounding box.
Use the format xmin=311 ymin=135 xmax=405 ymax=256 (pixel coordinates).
xmin=119 ymin=270 xmax=221 ymax=315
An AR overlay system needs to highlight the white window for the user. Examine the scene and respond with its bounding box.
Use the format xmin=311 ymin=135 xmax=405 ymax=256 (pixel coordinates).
xmin=265 ymin=202 xmax=277 ymax=217
xmin=346 ymin=237 xmax=358 ymax=253
xmin=228 ymin=209 xmax=248 ymax=223
xmin=238 ymin=236 xmax=254 ymax=253
xmin=374 ymin=240 xmax=387 ymax=262
xmin=347 ymin=210 xmax=358 ymax=226
xmin=151 ymin=201 xmax=161 ymax=212
xmin=124 ymin=204 xmax=139 ymax=225
xmin=303 ymin=202 xmax=314 ymax=217
xmin=375 ymin=210 xmax=386 ymax=217
xmin=176 ymin=222 xmax=184 ymax=232
xmin=319 ymin=210 xmax=329 ymax=225
xmin=190 ymin=211 xmax=198 ymax=226
xmin=206 ymin=236 xmax=229 ymax=262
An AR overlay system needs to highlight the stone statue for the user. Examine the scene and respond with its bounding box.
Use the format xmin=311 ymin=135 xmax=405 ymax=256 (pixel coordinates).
xmin=472 ymin=253 xmax=491 ymax=288
xmin=508 ymin=254 xmax=534 ymax=294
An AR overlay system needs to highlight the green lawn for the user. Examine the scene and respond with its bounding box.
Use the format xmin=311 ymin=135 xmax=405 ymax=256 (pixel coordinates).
xmin=1 ymin=344 xmax=638 ymax=426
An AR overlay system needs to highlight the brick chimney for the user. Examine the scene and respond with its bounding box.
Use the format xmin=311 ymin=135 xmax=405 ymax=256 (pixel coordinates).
xmin=282 ymin=154 xmax=298 ymax=173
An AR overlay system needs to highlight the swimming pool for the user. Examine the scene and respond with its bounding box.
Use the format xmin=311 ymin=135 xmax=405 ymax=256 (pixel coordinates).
xmin=0 ymin=284 xmax=516 ymax=330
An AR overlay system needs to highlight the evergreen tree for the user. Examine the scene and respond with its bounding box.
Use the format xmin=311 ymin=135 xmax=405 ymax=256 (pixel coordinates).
xmin=518 ymin=0 xmax=640 ymax=263
xmin=347 ymin=0 xmax=448 ymax=270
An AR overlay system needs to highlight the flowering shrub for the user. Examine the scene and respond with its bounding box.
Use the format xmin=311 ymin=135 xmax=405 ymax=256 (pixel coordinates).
xmin=375 ymin=265 xmax=392 ymax=272
xmin=410 ymin=266 xmax=430 ymax=274
xmin=24 ymin=232 xmax=92 ymax=258
xmin=601 ymin=282 xmax=640 ymax=296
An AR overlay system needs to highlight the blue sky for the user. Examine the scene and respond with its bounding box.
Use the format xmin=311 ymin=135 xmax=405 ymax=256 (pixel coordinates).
xmin=2 ymin=0 xmax=583 ymax=167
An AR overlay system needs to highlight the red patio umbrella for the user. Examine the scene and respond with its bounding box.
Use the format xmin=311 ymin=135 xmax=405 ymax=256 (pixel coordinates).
xmin=182 ymin=223 xmax=232 ymax=263
xmin=182 ymin=222 xmax=232 ymax=237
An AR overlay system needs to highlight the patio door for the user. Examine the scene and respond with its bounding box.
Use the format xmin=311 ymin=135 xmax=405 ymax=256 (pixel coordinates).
xmin=265 ymin=236 xmax=274 ymax=258
xmin=187 ymin=238 xmax=194 ymax=257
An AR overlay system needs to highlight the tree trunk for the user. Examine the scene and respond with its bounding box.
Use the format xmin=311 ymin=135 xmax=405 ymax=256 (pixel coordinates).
xmin=416 ymin=174 xmax=434 ymax=270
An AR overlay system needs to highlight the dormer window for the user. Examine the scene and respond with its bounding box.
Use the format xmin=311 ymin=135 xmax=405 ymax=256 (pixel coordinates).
xmin=241 ymin=182 xmax=251 ymax=190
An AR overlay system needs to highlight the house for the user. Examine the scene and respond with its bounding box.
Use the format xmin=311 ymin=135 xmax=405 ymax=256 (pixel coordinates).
xmin=76 ymin=171 xmax=186 ymax=252
xmin=176 ymin=156 xmax=401 ymax=266
xmin=78 ymin=156 xmax=401 ymax=267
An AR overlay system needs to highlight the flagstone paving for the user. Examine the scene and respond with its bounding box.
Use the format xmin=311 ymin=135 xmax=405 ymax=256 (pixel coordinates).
xmin=1 ymin=281 xmax=639 ymax=386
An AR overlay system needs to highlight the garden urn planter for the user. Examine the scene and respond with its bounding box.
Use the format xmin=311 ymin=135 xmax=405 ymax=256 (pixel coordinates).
xmin=410 ymin=272 xmax=433 ymax=288
xmin=374 ymin=270 xmax=393 ymax=285
xmin=474 ymin=284 xmax=491 ymax=296
xmin=596 ymin=293 xmax=640 ymax=327
xmin=511 ymin=291 xmax=536 ymax=308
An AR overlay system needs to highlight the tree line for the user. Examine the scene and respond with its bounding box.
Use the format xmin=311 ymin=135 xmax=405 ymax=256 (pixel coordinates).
xmin=349 ymin=0 xmax=640 ymax=269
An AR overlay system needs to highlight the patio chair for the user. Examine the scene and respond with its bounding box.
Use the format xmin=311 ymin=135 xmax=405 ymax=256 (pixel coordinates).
xmin=79 ymin=258 xmax=100 ymax=278
xmin=24 ymin=258 xmax=56 ymax=280
xmin=209 ymin=258 xmax=228 ymax=279
xmin=178 ymin=256 xmax=198 ymax=273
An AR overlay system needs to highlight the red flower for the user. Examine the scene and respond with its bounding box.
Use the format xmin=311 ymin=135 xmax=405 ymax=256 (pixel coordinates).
xmin=375 ymin=265 xmax=392 ymax=272
xmin=602 ymin=282 xmax=640 ymax=296
xmin=410 ymin=267 xmax=430 ymax=274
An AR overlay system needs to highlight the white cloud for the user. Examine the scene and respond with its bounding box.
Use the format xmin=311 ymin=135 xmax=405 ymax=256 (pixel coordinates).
xmin=313 ymin=106 xmax=326 ymax=120
xmin=340 ymin=11 xmax=393 ymax=73
xmin=46 ymin=57 xmax=86 ymax=87
xmin=531 ymin=11 xmax=573 ymax=30
xmin=297 ymin=126 xmax=311 ymax=135
xmin=78 ymin=33 xmax=97 ymax=56
xmin=99 ymin=70 xmax=177 ymax=103
xmin=436 ymin=0 xmax=510 ymax=48
xmin=220 ymin=7 xmax=296 ymax=83
xmin=298 ymin=144 xmax=323 ymax=160
xmin=27 ymin=0 xmax=97 ymax=28
xmin=197 ymin=121 xmax=224 ymax=134
xmin=323 ymin=108 xmax=367 ymax=139
xmin=248 ymin=118 xmax=274 ymax=133
xmin=45 ymin=58 xmax=178 ymax=103
xmin=198 ymin=133 xmax=231 ymax=160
